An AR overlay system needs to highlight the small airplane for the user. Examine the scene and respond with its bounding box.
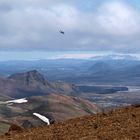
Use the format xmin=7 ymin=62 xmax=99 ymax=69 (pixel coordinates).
xmin=60 ymin=30 xmax=65 ymax=34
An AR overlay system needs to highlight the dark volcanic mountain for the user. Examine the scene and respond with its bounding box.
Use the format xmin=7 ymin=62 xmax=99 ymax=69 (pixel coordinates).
xmin=8 ymin=70 xmax=48 ymax=86
xmin=0 ymin=70 xmax=80 ymax=98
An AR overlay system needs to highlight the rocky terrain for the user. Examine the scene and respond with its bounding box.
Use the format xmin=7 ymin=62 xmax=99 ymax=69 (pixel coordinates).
xmin=0 ymin=105 xmax=140 ymax=140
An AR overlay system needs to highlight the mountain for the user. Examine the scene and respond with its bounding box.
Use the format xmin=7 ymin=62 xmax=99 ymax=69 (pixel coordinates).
xmin=88 ymin=61 xmax=114 ymax=74
xmin=1 ymin=105 xmax=140 ymax=140
xmin=87 ymin=62 xmax=140 ymax=85
xmin=0 ymin=70 xmax=80 ymax=98
xmin=8 ymin=70 xmax=48 ymax=86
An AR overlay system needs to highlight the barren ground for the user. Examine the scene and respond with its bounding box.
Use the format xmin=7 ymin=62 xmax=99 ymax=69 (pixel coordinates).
xmin=0 ymin=105 xmax=140 ymax=140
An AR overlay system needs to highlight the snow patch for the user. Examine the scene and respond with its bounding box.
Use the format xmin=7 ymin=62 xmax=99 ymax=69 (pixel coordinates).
xmin=5 ymin=98 xmax=28 ymax=104
xmin=33 ymin=113 xmax=50 ymax=125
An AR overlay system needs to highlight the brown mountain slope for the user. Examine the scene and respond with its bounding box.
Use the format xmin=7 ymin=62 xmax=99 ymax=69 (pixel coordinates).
xmin=0 ymin=93 xmax=100 ymax=132
xmin=1 ymin=105 xmax=140 ymax=140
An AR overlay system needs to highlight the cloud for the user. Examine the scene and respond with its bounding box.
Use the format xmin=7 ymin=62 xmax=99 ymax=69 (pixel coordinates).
xmin=95 ymin=1 xmax=140 ymax=36
xmin=53 ymin=53 xmax=96 ymax=59
xmin=0 ymin=0 xmax=140 ymax=53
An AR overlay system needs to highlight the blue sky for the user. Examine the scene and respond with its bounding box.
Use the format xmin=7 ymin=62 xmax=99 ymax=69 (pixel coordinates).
xmin=0 ymin=0 xmax=140 ymax=60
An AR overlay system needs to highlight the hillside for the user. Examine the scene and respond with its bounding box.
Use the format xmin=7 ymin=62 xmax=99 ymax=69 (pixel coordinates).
xmin=0 ymin=93 xmax=99 ymax=133
xmin=1 ymin=105 xmax=140 ymax=140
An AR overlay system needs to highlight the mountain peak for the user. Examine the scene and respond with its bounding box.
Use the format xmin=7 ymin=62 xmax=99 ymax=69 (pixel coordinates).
xmin=27 ymin=70 xmax=39 ymax=74
xmin=8 ymin=70 xmax=47 ymax=86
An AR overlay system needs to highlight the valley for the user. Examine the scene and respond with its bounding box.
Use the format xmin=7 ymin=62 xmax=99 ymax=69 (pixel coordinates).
xmin=77 ymin=84 xmax=140 ymax=109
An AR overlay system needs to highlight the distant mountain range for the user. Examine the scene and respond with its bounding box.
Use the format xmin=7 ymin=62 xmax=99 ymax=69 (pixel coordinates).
xmin=49 ymin=55 xmax=140 ymax=85
xmin=0 ymin=54 xmax=140 ymax=86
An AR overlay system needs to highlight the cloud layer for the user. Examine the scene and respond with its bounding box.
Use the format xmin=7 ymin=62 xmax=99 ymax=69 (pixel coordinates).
xmin=0 ymin=0 xmax=140 ymax=53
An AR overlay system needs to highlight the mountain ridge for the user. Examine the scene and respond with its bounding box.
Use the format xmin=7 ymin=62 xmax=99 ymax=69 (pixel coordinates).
xmin=0 ymin=70 xmax=80 ymax=98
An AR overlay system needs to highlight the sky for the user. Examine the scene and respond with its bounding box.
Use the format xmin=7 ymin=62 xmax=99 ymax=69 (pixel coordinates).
xmin=0 ymin=0 xmax=140 ymax=60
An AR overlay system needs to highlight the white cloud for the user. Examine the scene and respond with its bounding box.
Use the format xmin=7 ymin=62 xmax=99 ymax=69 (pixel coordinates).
xmin=77 ymin=38 xmax=93 ymax=45
xmin=96 ymin=2 xmax=140 ymax=36
xmin=0 ymin=1 xmax=140 ymax=53
xmin=53 ymin=53 xmax=96 ymax=59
